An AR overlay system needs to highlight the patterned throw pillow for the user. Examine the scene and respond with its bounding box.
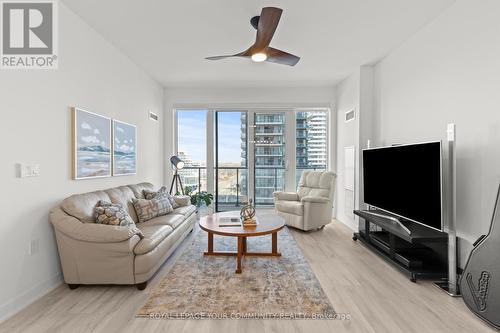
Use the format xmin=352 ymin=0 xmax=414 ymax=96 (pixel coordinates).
xmin=95 ymin=200 xmax=135 ymax=226
xmin=143 ymin=186 xmax=179 ymax=209
xmin=94 ymin=201 xmax=144 ymax=238
xmin=132 ymin=192 xmax=173 ymax=223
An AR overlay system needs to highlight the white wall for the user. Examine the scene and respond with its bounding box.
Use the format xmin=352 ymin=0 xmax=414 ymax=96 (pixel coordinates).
xmin=373 ymin=0 xmax=500 ymax=266
xmin=335 ymin=70 xmax=360 ymax=230
xmin=163 ymin=86 xmax=337 ymax=188
xmin=0 ymin=4 xmax=164 ymax=320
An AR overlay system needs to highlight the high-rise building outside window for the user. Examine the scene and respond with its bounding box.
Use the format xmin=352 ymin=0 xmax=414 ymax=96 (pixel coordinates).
xmin=296 ymin=111 xmax=328 ymax=187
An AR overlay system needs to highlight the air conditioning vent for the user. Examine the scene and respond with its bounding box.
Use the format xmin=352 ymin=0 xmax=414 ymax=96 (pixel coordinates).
xmin=345 ymin=109 xmax=355 ymax=123
xmin=149 ymin=111 xmax=159 ymax=122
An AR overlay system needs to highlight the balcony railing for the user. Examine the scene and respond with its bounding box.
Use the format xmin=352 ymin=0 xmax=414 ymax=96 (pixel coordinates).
xmin=255 ymin=132 xmax=283 ymax=135
xmin=254 ymin=167 xmax=285 ymax=206
xmin=178 ymin=165 xmax=327 ymax=210
xmin=216 ymin=167 xmax=248 ymax=211
xmin=178 ymin=167 xmax=207 ymax=194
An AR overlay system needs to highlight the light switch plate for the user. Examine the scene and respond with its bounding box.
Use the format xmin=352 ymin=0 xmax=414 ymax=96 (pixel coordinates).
xmin=17 ymin=163 xmax=40 ymax=178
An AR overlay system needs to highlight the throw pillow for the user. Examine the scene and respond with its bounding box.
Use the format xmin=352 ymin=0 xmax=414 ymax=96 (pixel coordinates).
xmin=94 ymin=200 xmax=144 ymax=238
xmin=173 ymin=195 xmax=191 ymax=207
xmin=132 ymin=192 xmax=173 ymax=223
xmin=143 ymin=186 xmax=179 ymax=209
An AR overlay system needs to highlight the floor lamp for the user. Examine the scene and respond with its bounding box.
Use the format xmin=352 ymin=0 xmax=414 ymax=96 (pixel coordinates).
xmin=169 ymin=155 xmax=185 ymax=195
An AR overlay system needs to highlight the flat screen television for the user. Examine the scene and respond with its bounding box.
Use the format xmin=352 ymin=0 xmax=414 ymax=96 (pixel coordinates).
xmin=363 ymin=141 xmax=442 ymax=231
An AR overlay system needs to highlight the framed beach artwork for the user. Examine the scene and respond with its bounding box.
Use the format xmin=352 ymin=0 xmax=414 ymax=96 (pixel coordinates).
xmin=72 ymin=108 xmax=112 ymax=180
xmin=112 ymin=120 xmax=137 ymax=176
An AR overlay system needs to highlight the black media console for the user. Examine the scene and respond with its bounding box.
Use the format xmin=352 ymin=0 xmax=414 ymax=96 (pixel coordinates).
xmin=353 ymin=210 xmax=448 ymax=282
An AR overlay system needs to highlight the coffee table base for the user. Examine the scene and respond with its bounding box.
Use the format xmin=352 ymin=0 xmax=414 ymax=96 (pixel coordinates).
xmin=203 ymin=233 xmax=281 ymax=273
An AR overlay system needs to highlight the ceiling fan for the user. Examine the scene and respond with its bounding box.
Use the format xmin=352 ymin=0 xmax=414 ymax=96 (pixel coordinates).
xmin=206 ymin=7 xmax=300 ymax=66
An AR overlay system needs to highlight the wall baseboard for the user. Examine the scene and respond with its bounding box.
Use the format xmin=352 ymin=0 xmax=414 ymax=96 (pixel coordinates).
xmin=337 ymin=217 xmax=358 ymax=231
xmin=0 ymin=273 xmax=63 ymax=323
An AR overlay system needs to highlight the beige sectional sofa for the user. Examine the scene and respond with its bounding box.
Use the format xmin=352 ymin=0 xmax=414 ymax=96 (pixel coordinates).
xmin=49 ymin=183 xmax=197 ymax=290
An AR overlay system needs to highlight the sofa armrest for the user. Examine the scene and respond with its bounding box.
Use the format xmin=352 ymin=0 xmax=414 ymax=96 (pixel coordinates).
xmin=301 ymin=196 xmax=330 ymax=204
xmin=273 ymin=191 xmax=300 ymax=202
xmin=50 ymin=207 xmax=143 ymax=243
xmin=173 ymin=195 xmax=191 ymax=207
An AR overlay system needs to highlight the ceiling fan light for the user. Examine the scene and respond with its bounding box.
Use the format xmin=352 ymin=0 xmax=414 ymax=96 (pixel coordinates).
xmin=251 ymin=52 xmax=267 ymax=62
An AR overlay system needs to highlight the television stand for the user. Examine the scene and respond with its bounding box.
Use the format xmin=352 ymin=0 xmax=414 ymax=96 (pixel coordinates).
xmin=353 ymin=210 xmax=448 ymax=282
xmin=360 ymin=210 xmax=411 ymax=235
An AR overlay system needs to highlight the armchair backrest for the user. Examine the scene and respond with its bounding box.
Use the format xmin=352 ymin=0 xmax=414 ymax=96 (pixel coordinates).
xmin=297 ymin=171 xmax=336 ymax=202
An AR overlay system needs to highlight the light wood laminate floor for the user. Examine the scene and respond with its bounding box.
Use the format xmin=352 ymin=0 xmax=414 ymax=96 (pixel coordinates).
xmin=0 ymin=220 xmax=494 ymax=333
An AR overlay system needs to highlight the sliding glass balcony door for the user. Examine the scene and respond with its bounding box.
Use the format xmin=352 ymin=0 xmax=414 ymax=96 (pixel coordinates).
xmin=253 ymin=112 xmax=286 ymax=207
xmin=215 ymin=111 xmax=248 ymax=212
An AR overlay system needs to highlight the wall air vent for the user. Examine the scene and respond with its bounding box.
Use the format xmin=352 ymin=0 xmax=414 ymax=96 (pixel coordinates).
xmin=345 ymin=109 xmax=355 ymax=123
xmin=149 ymin=110 xmax=159 ymax=122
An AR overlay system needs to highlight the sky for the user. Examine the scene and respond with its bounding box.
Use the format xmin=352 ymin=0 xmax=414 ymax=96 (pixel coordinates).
xmin=217 ymin=112 xmax=245 ymax=166
xmin=77 ymin=110 xmax=110 ymax=148
xmin=177 ymin=110 xmax=207 ymax=164
xmin=177 ymin=110 xmax=244 ymax=166
xmin=113 ymin=121 xmax=135 ymax=154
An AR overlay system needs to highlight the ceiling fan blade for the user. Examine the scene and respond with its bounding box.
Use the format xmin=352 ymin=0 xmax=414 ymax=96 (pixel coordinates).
xmin=205 ymin=51 xmax=249 ymax=61
xmin=254 ymin=7 xmax=283 ymax=50
xmin=205 ymin=55 xmax=235 ymax=60
xmin=265 ymin=47 xmax=300 ymax=66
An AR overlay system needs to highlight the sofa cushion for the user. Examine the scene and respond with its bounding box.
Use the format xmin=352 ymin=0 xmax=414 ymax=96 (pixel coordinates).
xmin=275 ymin=200 xmax=303 ymax=216
xmin=139 ymin=214 xmax=185 ymax=229
xmin=143 ymin=186 xmax=179 ymax=209
xmin=173 ymin=205 xmax=196 ymax=217
xmin=105 ymin=186 xmax=138 ymax=223
xmin=134 ymin=225 xmax=173 ymax=255
xmin=134 ymin=216 xmax=196 ymax=277
xmin=132 ymin=193 xmax=173 ymax=223
xmin=61 ymin=190 xmax=111 ymax=223
xmin=163 ymin=214 xmax=185 ymax=229
xmin=128 ymin=182 xmax=155 ymax=199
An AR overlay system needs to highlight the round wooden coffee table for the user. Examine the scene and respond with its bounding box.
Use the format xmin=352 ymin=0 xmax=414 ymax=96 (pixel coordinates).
xmin=199 ymin=211 xmax=285 ymax=274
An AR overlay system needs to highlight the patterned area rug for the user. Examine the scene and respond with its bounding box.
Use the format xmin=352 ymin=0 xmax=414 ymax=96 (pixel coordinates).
xmin=137 ymin=227 xmax=335 ymax=319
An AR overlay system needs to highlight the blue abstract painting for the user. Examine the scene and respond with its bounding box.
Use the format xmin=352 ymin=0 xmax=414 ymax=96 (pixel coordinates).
xmin=113 ymin=120 xmax=137 ymax=176
xmin=73 ymin=108 xmax=112 ymax=179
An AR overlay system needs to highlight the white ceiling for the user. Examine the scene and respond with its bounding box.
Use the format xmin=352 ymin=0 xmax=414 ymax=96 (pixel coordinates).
xmin=62 ymin=0 xmax=455 ymax=88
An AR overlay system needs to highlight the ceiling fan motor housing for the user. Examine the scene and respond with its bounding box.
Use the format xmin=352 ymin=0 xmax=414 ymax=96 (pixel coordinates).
xmin=250 ymin=16 xmax=260 ymax=29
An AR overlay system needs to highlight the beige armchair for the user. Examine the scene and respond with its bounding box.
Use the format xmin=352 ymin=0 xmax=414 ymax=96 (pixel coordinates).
xmin=273 ymin=171 xmax=336 ymax=231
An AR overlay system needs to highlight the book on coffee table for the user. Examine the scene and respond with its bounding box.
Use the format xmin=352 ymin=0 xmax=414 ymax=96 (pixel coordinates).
xmin=218 ymin=216 xmax=242 ymax=227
